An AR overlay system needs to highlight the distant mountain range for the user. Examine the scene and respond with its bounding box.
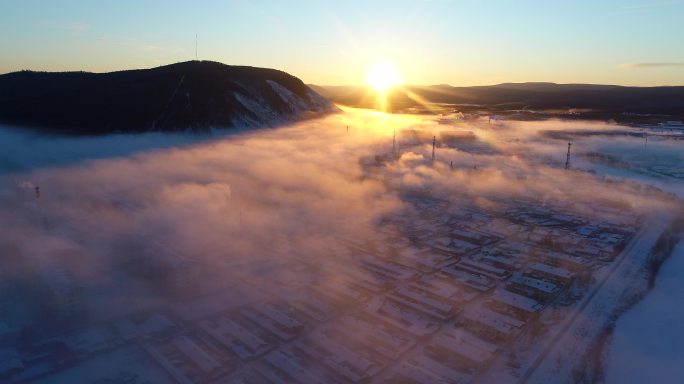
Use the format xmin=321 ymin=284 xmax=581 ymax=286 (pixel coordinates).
xmin=310 ymin=83 xmax=684 ymax=121
xmin=0 ymin=61 xmax=337 ymax=134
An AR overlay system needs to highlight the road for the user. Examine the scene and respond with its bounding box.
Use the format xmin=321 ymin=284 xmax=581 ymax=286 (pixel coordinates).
xmin=517 ymin=212 xmax=674 ymax=383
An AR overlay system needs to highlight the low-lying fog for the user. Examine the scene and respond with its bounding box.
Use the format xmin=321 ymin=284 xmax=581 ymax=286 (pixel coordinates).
xmin=1 ymin=108 xmax=681 ymax=321
xmin=0 ymin=107 xmax=682 ymax=382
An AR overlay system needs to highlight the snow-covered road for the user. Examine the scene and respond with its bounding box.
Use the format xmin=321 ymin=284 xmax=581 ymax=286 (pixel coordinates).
xmin=522 ymin=213 xmax=674 ymax=383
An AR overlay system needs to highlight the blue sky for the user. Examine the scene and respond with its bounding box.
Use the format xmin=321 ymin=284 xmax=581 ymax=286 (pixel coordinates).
xmin=1 ymin=0 xmax=683 ymax=85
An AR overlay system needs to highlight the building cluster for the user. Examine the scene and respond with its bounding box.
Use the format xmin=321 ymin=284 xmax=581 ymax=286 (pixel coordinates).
xmin=146 ymin=196 xmax=636 ymax=383
xmin=2 ymin=193 xmax=642 ymax=383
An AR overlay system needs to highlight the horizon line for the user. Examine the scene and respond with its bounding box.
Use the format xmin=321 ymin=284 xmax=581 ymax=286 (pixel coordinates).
xmin=2 ymin=60 xmax=683 ymax=89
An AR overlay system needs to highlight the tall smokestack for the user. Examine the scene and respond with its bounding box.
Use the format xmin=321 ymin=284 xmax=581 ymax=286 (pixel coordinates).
xmin=565 ymin=142 xmax=572 ymax=170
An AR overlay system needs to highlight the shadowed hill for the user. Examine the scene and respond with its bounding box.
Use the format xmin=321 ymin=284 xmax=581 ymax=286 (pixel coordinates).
xmin=0 ymin=61 xmax=337 ymax=134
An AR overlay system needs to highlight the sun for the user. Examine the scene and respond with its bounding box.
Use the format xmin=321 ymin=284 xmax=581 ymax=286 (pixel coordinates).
xmin=366 ymin=60 xmax=404 ymax=92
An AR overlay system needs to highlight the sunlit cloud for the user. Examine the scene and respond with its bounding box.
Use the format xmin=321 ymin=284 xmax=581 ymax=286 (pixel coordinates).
xmin=620 ymin=62 xmax=684 ymax=68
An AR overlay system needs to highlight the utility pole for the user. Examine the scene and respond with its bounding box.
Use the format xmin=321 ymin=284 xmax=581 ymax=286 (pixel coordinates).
xmin=432 ymin=136 xmax=436 ymax=162
xmin=565 ymin=142 xmax=572 ymax=170
xmin=34 ymin=185 xmax=47 ymax=228
xmin=392 ymin=129 xmax=396 ymax=160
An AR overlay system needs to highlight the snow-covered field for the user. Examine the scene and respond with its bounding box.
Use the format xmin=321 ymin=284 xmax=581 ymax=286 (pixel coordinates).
xmin=604 ymin=237 xmax=684 ymax=384
xmin=0 ymin=124 xmax=239 ymax=175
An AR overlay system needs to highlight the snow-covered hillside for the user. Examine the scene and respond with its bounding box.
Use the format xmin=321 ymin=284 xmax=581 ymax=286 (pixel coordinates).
xmin=0 ymin=61 xmax=339 ymax=134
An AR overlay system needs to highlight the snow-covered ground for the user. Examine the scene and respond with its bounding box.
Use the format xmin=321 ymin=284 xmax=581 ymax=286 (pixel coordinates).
xmin=0 ymin=125 xmax=207 ymax=174
xmin=29 ymin=346 xmax=173 ymax=384
xmin=1 ymin=110 xmax=681 ymax=383
xmin=488 ymin=213 xmax=674 ymax=384
xmin=604 ymin=237 xmax=684 ymax=384
xmin=0 ymin=123 xmax=281 ymax=176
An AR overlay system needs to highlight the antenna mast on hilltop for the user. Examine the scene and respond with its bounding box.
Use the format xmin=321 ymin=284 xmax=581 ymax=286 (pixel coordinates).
xmin=195 ymin=33 xmax=198 ymax=61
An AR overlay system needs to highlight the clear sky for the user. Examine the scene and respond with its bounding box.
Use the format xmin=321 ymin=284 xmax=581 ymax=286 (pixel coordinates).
xmin=1 ymin=0 xmax=683 ymax=86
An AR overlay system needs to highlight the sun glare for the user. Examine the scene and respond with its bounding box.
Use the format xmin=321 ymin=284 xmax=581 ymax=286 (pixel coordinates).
xmin=366 ymin=60 xmax=404 ymax=92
